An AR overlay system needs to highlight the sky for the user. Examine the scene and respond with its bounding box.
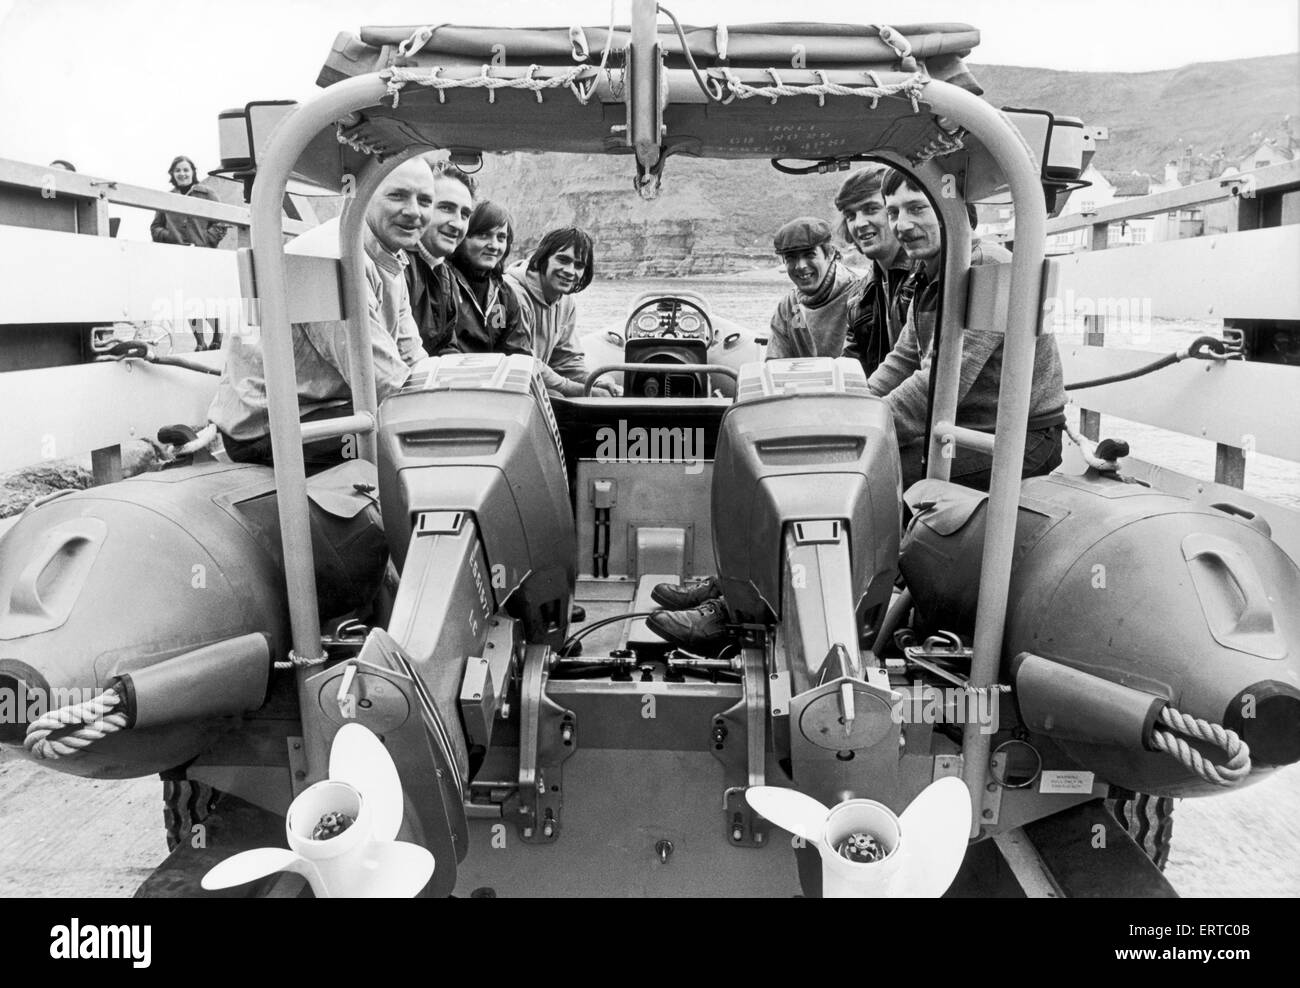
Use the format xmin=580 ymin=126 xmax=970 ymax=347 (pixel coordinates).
xmin=0 ymin=0 xmax=1295 ymax=202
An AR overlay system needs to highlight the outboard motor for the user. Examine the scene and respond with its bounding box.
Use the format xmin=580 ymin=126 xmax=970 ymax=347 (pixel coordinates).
xmin=713 ymin=358 xmax=900 ymax=639
xmin=712 ymin=358 xmax=903 ymax=806
xmin=0 ymin=460 xmax=387 ymax=778
xmin=377 ymin=353 xmax=576 ymax=652
xmin=901 ymin=473 xmax=1300 ymax=796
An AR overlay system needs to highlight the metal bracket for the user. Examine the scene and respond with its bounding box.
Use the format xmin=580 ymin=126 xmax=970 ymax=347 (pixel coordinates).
xmin=460 ymin=616 xmax=521 ymax=749
xmin=711 ymin=646 xmax=769 ymax=847
xmin=513 ymin=644 xmax=576 ymax=843
xmin=979 ymin=749 xmax=1008 ymax=826
xmin=286 ymin=736 xmax=309 ymax=798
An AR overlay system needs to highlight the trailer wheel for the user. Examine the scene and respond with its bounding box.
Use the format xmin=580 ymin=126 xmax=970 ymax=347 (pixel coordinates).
xmin=162 ymin=778 xmax=221 ymax=852
xmin=1105 ymin=791 xmax=1175 ymax=870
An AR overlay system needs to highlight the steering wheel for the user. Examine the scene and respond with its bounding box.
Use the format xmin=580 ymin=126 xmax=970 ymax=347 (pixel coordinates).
xmin=624 ymin=296 xmax=714 ymax=344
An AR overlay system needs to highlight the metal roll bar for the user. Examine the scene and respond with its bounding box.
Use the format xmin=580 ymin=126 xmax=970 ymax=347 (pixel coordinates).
xmin=919 ymin=79 xmax=1048 ymax=836
xmin=583 ymin=362 xmax=740 ymax=395
xmin=299 ymin=412 xmax=376 ymax=444
xmin=247 ymin=75 xmax=393 ymax=786
xmin=245 ymin=43 xmax=1046 ymax=824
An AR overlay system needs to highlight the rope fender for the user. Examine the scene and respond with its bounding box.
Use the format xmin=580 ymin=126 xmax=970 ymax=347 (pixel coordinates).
xmin=23 ymin=688 xmax=129 ymax=761
xmin=1149 ymin=703 xmax=1252 ymax=787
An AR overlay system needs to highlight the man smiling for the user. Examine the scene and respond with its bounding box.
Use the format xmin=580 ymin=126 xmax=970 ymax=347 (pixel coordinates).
xmin=506 ymin=227 xmax=616 ymax=397
xmin=405 ymin=160 xmax=476 ymax=355
xmin=836 ymin=165 xmax=913 ymax=376
xmin=766 ymin=217 xmax=858 ymax=359
xmin=362 ymin=158 xmax=438 ymax=365
xmin=868 ymin=170 xmax=1066 ymax=490
xmin=209 ymin=159 xmax=442 ymax=468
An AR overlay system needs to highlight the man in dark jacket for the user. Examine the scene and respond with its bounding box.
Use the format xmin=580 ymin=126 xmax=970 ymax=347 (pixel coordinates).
xmin=445 ymin=200 xmax=533 ymax=357
xmin=836 ymin=165 xmax=913 ymax=377
xmin=405 ymin=160 xmax=476 ymax=355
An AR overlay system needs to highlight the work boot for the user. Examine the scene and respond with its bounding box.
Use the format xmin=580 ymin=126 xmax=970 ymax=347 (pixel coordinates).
xmin=646 ymin=598 xmax=732 ymax=649
xmin=650 ymin=575 xmax=723 ymax=610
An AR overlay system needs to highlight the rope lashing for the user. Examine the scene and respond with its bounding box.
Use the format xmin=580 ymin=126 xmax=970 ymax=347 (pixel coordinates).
xmin=812 ymin=70 xmax=832 ymax=107
xmin=383 ymin=64 xmax=600 ymax=109
xmin=336 ymin=121 xmax=386 ymax=155
xmin=1065 ymin=335 xmax=1242 ymax=391
xmin=23 ymin=689 xmax=129 ymax=761
xmin=716 ymin=23 xmax=728 ymax=61
xmin=273 ymin=649 xmax=331 ymax=672
xmin=911 ymin=124 xmax=968 ymax=164
xmin=1149 ymin=704 xmax=1252 ymax=787
xmin=716 ymin=66 xmax=925 ymax=111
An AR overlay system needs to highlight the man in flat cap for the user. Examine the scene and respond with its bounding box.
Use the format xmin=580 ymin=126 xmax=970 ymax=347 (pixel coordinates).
xmin=766 ymin=216 xmax=859 ymax=359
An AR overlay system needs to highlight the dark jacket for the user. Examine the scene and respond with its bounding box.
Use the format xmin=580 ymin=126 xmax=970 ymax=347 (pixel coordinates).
xmin=842 ymin=247 xmax=911 ymax=377
xmin=446 ymin=264 xmax=533 ymax=357
xmin=150 ymin=183 xmax=228 ymax=248
xmin=405 ymin=245 xmax=460 ymax=356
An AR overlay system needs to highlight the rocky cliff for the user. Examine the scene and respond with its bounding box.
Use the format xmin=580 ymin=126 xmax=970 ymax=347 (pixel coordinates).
xmin=472 ymin=152 xmax=850 ymax=277
xmin=466 ymin=53 xmax=1296 ymax=276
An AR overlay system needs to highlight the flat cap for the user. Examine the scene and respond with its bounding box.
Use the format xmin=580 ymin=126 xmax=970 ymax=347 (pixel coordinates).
xmin=773 ymin=216 xmax=832 ymax=254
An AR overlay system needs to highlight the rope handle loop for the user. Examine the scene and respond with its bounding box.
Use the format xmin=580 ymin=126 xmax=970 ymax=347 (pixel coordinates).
xmin=1149 ymin=703 xmax=1252 ymax=787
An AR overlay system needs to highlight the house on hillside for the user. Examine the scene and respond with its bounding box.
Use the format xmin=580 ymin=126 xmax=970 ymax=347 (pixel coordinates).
xmin=1028 ymin=164 xmax=1181 ymax=254
xmin=976 ymin=121 xmax=1298 ymax=253
xmin=1235 ymin=137 xmax=1295 ymax=172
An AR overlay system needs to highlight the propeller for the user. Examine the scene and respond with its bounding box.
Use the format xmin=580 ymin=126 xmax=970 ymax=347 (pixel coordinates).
xmin=201 ymin=723 xmax=435 ymax=897
xmin=746 ymin=777 xmax=972 ymax=897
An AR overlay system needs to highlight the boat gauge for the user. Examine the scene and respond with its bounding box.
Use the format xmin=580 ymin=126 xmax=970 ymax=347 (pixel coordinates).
xmin=634 ymin=313 xmax=662 ymax=335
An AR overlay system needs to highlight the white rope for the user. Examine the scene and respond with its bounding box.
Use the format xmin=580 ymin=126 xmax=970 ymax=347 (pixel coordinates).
xmin=911 ymin=125 xmax=967 ymax=165
xmin=336 ymin=122 xmax=386 ymax=155
xmin=1149 ymin=704 xmax=1252 ymax=787
xmin=716 ymin=23 xmax=728 ymax=61
xmin=383 ymin=64 xmax=600 ymax=109
xmin=716 ymin=67 xmax=925 ymax=112
xmin=273 ymin=649 xmax=331 ymax=672
xmin=24 ymin=688 xmax=129 ymax=761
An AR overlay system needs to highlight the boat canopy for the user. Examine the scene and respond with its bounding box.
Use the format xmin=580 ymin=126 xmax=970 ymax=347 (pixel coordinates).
xmin=311 ymin=21 xmax=986 ymax=171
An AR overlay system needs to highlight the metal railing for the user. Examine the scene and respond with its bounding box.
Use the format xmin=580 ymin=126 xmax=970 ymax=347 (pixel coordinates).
xmin=0 ymin=157 xmax=315 ymax=240
xmin=1044 ymin=159 xmax=1300 ymax=489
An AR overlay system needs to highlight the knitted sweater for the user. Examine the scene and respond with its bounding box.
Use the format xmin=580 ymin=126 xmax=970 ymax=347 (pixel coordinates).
xmin=766 ymin=262 xmax=859 ymax=359
xmin=866 ymin=242 xmax=1065 ymax=444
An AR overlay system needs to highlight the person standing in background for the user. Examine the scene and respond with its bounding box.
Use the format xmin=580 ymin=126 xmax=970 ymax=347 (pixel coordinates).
xmin=151 ymin=155 xmax=229 ymax=350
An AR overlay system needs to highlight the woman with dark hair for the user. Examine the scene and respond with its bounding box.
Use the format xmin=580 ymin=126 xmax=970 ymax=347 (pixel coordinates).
xmin=506 ymin=226 xmax=615 ymax=396
xmin=151 ymin=156 xmax=230 ymax=350
xmin=447 ymin=200 xmax=532 ymax=356
xmin=150 ymin=156 xmax=228 ymax=249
